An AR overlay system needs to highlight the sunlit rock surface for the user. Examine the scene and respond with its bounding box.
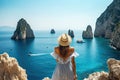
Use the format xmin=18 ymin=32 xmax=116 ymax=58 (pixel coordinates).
xmin=0 ymin=52 xmax=27 ymax=80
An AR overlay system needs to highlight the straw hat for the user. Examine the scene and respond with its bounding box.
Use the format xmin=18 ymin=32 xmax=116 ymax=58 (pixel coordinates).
xmin=58 ymin=33 xmax=72 ymax=46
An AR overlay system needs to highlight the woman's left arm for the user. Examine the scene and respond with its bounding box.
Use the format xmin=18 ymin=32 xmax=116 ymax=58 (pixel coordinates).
xmin=71 ymin=57 xmax=77 ymax=80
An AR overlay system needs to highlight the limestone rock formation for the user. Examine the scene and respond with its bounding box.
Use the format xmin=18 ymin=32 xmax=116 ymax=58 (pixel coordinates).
xmin=0 ymin=52 xmax=27 ymax=80
xmin=84 ymin=58 xmax=120 ymax=80
xmin=111 ymin=22 xmax=120 ymax=50
xmin=11 ymin=18 xmax=35 ymax=40
xmin=68 ymin=29 xmax=74 ymax=38
xmin=84 ymin=71 xmax=109 ymax=80
xmin=108 ymin=58 xmax=120 ymax=80
xmin=94 ymin=0 xmax=120 ymax=38
xmin=50 ymin=29 xmax=55 ymax=34
xmin=82 ymin=25 xmax=93 ymax=39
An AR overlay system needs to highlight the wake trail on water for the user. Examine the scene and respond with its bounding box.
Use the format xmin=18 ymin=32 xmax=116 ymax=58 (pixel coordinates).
xmin=28 ymin=53 xmax=50 ymax=56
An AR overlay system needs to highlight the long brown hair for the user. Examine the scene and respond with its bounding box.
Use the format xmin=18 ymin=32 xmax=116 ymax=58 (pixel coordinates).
xmin=59 ymin=45 xmax=69 ymax=57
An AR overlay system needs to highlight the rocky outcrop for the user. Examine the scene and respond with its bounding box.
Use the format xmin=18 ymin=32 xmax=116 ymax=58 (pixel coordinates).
xmin=50 ymin=29 xmax=55 ymax=34
xmin=84 ymin=71 xmax=109 ymax=80
xmin=84 ymin=58 xmax=120 ymax=80
xmin=94 ymin=0 xmax=120 ymax=38
xmin=82 ymin=25 xmax=93 ymax=39
xmin=0 ymin=52 xmax=27 ymax=80
xmin=42 ymin=77 xmax=51 ymax=80
xmin=111 ymin=22 xmax=120 ymax=50
xmin=68 ymin=29 xmax=74 ymax=38
xmin=108 ymin=58 xmax=120 ymax=80
xmin=11 ymin=18 xmax=35 ymax=40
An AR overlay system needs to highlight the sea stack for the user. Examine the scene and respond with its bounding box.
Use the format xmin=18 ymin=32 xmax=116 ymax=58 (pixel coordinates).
xmin=82 ymin=25 xmax=93 ymax=39
xmin=68 ymin=29 xmax=74 ymax=38
xmin=0 ymin=52 xmax=27 ymax=80
xmin=50 ymin=29 xmax=55 ymax=34
xmin=94 ymin=0 xmax=120 ymax=38
xmin=11 ymin=18 xmax=35 ymax=40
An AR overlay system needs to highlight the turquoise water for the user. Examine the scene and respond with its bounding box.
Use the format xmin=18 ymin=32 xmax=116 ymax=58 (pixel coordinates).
xmin=0 ymin=30 xmax=120 ymax=80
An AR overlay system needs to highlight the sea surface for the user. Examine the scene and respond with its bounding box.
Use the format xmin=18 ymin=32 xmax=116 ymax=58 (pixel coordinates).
xmin=0 ymin=30 xmax=120 ymax=80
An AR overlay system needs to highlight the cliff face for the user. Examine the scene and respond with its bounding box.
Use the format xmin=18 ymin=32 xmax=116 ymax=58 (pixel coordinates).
xmin=82 ymin=25 xmax=93 ymax=39
xmin=94 ymin=0 xmax=120 ymax=38
xmin=84 ymin=58 xmax=120 ymax=80
xmin=11 ymin=18 xmax=35 ymax=40
xmin=111 ymin=23 xmax=120 ymax=50
xmin=0 ymin=52 xmax=27 ymax=80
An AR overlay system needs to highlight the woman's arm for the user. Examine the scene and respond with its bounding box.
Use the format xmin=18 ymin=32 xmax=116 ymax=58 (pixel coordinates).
xmin=56 ymin=58 xmax=58 ymax=62
xmin=54 ymin=47 xmax=59 ymax=62
xmin=71 ymin=56 xmax=77 ymax=80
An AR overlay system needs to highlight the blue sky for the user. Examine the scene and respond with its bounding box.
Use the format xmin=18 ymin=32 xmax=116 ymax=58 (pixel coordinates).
xmin=0 ymin=0 xmax=113 ymax=30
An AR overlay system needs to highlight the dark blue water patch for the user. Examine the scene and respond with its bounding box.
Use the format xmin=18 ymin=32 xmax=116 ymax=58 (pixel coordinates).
xmin=0 ymin=30 xmax=120 ymax=80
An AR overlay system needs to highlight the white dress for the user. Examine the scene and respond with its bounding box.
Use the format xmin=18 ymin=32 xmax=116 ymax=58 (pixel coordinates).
xmin=51 ymin=52 xmax=79 ymax=80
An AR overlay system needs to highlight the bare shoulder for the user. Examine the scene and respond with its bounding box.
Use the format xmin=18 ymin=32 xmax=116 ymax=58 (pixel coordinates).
xmin=69 ymin=47 xmax=74 ymax=52
xmin=54 ymin=47 xmax=59 ymax=54
xmin=54 ymin=47 xmax=58 ymax=49
xmin=70 ymin=47 xmax=75 ymax=59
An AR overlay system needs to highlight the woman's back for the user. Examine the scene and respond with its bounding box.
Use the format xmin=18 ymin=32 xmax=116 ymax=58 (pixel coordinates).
xmin=54 ymin=47 xmax=74 ymax=63
xmin=51 ymin=34 xmax=78 ymax=80
xmin=51 ymin=47 xmax=76 ymax=80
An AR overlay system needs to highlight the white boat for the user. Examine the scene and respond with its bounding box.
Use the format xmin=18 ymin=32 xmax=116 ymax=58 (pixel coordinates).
xmin=76 ymin=39 xmax=85 ymax=43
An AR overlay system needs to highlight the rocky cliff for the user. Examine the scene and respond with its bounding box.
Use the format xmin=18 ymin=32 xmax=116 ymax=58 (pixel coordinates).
xmin=84 ymin=58 xmax=120 ymax=80
xmin=94 ymin=0 xmax=120 ymax=38
xmin=82 ymin=25 xmax=93 ymax=39
xmin=11 ymin=18 xmax=35 ymax=40
xmin=111 ymin=22 xmax=120 ymax=50
xmin=0 ymin=52 xmax=27 ymax=80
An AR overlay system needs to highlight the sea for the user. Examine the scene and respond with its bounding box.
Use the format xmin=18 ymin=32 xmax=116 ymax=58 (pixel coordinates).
xmin=0 ymin=30 xmax=120 ymax=80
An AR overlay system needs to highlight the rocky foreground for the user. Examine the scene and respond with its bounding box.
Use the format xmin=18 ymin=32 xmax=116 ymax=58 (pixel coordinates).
xmin=0 ymin=53 xmax=27 ymax=80
xmin=0 ymin=53 xmax=120 ymax=80
xmin=84 ymin=58 xmax=120 ymax=80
